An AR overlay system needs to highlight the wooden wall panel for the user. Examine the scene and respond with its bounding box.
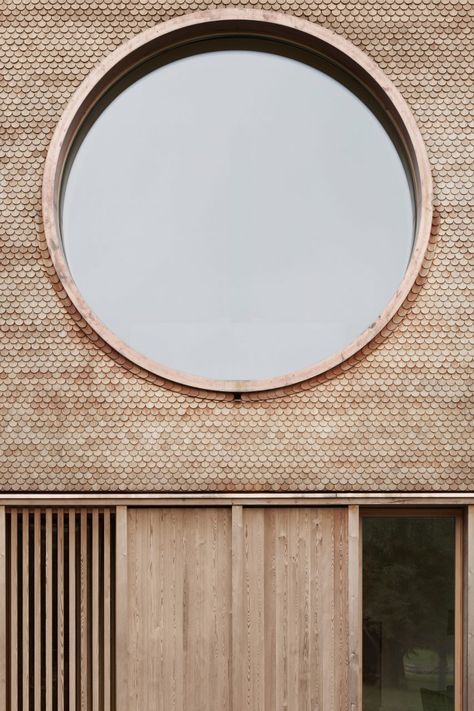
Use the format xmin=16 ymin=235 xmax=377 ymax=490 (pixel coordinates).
xmin=128 ymin=506 xmax=348 ymax=711
xmin=348 ymin=505 xmax=361 ymax=711
xmin=22 ymin=510 xmax=29 ymax=711
xmin=115 ymin=506 xmax=128 ymax=711
xmin=80 ymin=510 xmax=88 ymax=711
xmin=0 ymin=503 xmax=468 ymax=708
xmin=232 ymin=507 xmax=348 ymax=711
xmin=127 ymin=508 xmax=232 ymax=711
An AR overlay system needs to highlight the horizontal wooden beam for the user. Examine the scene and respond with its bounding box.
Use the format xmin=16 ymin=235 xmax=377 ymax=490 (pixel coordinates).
xmin=0 ymin=493 xmax=473 ymax=507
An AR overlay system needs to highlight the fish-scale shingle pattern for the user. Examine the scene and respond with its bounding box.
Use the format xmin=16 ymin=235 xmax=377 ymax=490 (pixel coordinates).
xmin=0 ymin=0 xmax=472 ymax=491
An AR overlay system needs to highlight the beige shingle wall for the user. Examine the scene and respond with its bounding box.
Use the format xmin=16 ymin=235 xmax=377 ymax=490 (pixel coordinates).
xmin=0 ymin=1 xmax=472 ymax=491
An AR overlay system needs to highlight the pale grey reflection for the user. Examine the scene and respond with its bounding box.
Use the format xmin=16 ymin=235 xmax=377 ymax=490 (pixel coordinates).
xmin=61 ymin=49 xmax=415 ymax=382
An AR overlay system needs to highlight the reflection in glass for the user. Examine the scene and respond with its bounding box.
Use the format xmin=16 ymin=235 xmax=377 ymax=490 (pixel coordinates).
xmin=363 ymin=516 xmax=456 ymax=711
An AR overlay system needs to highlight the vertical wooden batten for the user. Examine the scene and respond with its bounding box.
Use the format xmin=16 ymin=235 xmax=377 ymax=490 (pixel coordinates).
xmin=80 ymin=510 xmax=88 ymax=710
xmin=348 ymin=505 xmax=361 ymax=711
xmin=57 ymin=510 xmax=65 ymax=711
xmin=455 ymin=511 xmax=463 ymax=711
xmin=10 ymin=510 xmax=18 ymax=711
xmin=92 ymin=509 xmax=100 ymax=711
xmin=0 ymin=507 xmax=5 ymax=711
xmin=116 ymin=506 xmax=128 ymax=711
xmin=69 ymin=509 xmax=77 ymax=711
xmin=231 ymin=505 xmax=244 ymax=711
xmin=103 ymin=509 xmax=111 ymax=711
xmin=465 ymin=507 xmax=473 ymax=711
xmin=46 ymin=508 xmax=53 ymax=711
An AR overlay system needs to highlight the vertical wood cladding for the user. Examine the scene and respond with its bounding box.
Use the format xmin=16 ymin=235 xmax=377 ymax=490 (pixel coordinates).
xmin=128 ymin=507 xmax=232 ymax=711
xmin=0 ymin=1 xmax=472 ymax=491
xmin=233 ymin=507 xmax=349 ymax=710
xmin=5 ymin=509 xmax=115 ymax=711
xmin=127 ymin=506 xmax=348 ymax=711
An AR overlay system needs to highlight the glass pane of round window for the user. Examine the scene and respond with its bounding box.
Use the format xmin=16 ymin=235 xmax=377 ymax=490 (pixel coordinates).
xmin=61 ymin=46 xmax=415 ymax=385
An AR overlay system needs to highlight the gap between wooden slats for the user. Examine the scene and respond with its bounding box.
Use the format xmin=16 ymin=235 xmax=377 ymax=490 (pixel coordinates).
xmin=103 ymin=509 xmax=111 ymax=711
xmin=10 ymin=509 xmax=18 ymax=711
xmin=34 ymin=510 xmax=41 ymax=711
xmin=22 ymin=510 xmax=29 ymax=711
xmin=4 ymin=508 xmax=115 ymax=711
xmin=92 ymin=509 xmax=100 ymax=711
xmin=46 ymin=508 xmax=53 ymax=711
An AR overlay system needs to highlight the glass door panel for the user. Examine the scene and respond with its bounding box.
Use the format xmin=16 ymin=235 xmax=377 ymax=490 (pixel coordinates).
xmin=362 ymin=513 xmax=460 ymax=711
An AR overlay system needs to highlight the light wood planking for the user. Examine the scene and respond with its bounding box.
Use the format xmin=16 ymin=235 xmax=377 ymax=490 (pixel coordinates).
xmin=127 ymin=507 xmax=232 ymax=711
xmin=231 ymin=505 xmax=244 ymax=711
xmin=22 ymin=510 xmax=29 ymax=711
xmin=348 ymin=506 xmax=361 ymax=711
xmin=103 ymin=509 xmax=111 ymax=711
xmin=0 ymin=507 xmax=5 ymax=711
xmin=263 ymin=509 xmax=277 ymax=711
xmin=46 ymin=508 xmax=53 ymax=711
xmin=127 ymin=506 xmax=349 ymax=711
xmin=336 ymin=509 xmax=350 ymax=708
xmin=274 ymin=508 xmax=290 ymax=710
xmin=242 ymin=508 xmax=265 ymax=710
xmin=116 ymin=506 xmax=128 ymax=711
xmin=34 ymin=510 xmax=41 ymax=711
xmin=236 ymin=507 xmax=349 ymax=711
xmin=126 ymin=507 xmax=139 ymax=710
xmin=1 ymin=503 xmax=467 ymax=709
xmin=57 ymin=510 xmax=65 ymax=711
xmin=69 ymin=509 xmax=76 ymax=711
xmin=309 ymin=505 xmax=323 ymax=710
xmin=10 ymin=510 xmax=18 ymax=711
xmin=126 ymin=506 xmax=349 ymax=711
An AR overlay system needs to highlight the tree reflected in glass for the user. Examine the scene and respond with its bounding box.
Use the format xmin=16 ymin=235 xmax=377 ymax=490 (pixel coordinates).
xmin=363 ymin=516 xmax=456 ymax=711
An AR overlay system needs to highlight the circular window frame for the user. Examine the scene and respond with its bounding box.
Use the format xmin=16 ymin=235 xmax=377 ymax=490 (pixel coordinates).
xmin=43 ymin=9 xmax=432 ymax=393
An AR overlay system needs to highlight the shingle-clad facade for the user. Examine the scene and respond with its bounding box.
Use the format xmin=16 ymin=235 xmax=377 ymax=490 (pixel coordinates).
xmin=0 ymin=0 xmax=472 ymax=492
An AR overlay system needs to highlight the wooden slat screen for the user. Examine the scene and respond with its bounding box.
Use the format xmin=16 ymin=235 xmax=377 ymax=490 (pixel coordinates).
xmin=5 ymin=508 xmax=115 ymax=711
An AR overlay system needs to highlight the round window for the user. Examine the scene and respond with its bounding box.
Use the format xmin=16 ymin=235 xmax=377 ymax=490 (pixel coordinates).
xmin=44 ymin=11 xmax=432 ymax=392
